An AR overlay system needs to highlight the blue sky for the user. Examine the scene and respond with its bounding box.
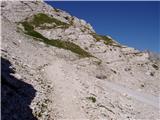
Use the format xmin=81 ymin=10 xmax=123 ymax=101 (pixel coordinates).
xmin=45 ymin=1 xmax=159 ymax=52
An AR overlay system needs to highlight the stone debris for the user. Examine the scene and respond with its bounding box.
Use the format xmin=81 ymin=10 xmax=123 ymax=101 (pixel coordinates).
xmin=1 ymin=1 xmax=159 ymax=120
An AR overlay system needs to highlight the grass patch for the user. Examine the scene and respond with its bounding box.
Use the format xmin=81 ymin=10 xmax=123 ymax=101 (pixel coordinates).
xmin=91 ymin=33 xmax=122 ymax=47
xmin=21 ymin=21 xmax=92 ymax=58
xmin=44 ymin=40 xmax=92 ymax=58
xmin=87 ymin=96 xmax=96 ymax=103
xmin=29 ymin=13 xmax=69 ymax=29
xmin=91 ymin=33 xmax=114 ymax=45
xmin=21 ymin=22 xmax=47 ymax=40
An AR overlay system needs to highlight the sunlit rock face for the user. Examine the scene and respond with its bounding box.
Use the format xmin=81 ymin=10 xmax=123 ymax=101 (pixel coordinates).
xmin=1 ymin=1 xmax=159 ymax=120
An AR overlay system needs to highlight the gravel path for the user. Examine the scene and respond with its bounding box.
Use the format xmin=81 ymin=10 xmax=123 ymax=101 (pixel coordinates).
xmin=45 ymin=60 xmax=88 ymax=119
xmin=45 ymin=60 xmax=159 ymax=119
xmin=98 ymin=81 xmax=159 ymax=109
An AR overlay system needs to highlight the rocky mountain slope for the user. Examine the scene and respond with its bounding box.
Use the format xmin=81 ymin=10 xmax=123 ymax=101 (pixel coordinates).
xmin=1 ymin=1 xmax=159 ymax=120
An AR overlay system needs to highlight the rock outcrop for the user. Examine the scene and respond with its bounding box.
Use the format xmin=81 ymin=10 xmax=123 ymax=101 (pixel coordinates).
xmin=1 ymin=1 xmax=159 ymax=120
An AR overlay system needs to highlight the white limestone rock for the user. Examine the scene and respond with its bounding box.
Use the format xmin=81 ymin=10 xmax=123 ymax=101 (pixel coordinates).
xmin=1 ymin=1 xmax=159 ymax=120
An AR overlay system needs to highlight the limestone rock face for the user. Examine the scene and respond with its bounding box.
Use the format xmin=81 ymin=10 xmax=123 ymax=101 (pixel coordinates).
xmin=1 ymin=1 xmax=159 ymax=120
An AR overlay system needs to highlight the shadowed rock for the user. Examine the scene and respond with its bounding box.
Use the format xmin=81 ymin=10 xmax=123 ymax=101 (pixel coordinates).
xmin=1 ymin=57 xmax=37 ymax=120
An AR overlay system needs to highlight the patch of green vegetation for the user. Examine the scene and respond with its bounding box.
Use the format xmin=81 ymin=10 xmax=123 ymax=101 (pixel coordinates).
xmin=102 ymin=36 xmax=114 ymax=45
xmin=91 ymin=33 xmax=114 ymax=45
xmin=30 ymin=13 xmax=69 ymax=29
xmin=44 ymin=40 xmax=92 ymax=58
xmin=87 ymin=96 xmax=96 ymax=103
xmin=21 ymin=21 xmax=92 ymax=58
xmin=21 ymin=22 xmax=47 ymax=40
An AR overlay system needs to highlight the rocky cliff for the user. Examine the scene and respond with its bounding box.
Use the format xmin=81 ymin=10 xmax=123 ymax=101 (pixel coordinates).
xmin=1 ymin=1 xmax=159 ymax=120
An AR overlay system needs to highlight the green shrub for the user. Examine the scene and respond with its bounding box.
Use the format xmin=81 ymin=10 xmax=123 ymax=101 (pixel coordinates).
xmin=30 ymin=13 xmax=69 ymax=29
xmin=44 ymin=39 xmax=92 ymax=58
xmin=21 ymin=21 xmax=92 ymax=58
xmin=102 ymin=36 xmax=114 ymax=45
xmin=91 ymin=33 xmax=102 ymax=41
xmin=91 ymin=33 xmax=123 ymax=47
xmin=91 ymin=33 xmax=114 ymax=45
xmin=87 ymin=96 xmax=96 ymax=103
xmin=21 ymin=22 xmax=48 ymax=40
